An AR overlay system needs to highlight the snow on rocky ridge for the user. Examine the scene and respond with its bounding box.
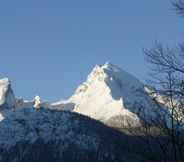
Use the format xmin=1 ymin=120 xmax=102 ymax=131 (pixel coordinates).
xmin=0 ymin=78 xmax=15 ymax=109
xmin=0 ymin=78 xmax=16 ymax=121
xmin=0 ymin=64 xmax=172 ymax=162
xmin=53 ymin=63 xmax=168 ymax=127
xmin=0 ymin=63 xmax=168 ymax=127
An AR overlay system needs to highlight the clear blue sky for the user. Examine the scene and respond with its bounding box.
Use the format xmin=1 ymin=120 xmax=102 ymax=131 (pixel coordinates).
xmin=0 ymin=0 xmax=183 ymax=101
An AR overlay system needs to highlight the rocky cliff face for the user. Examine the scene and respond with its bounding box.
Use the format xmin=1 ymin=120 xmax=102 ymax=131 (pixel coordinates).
xmin=0 ymin=78 xmax=15 ymax=109
xmin=53 ymin=63 xmax=168 ymax=127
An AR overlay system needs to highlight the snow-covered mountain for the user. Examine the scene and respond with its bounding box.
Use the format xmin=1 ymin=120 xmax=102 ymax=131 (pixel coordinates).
xmin=0 ymin=78 xmax=15 ymax=109
xmin=0 ymin=63 xmax=168 ymax=127
xmin=53 ymin=63 xmax=167 ymax=127
xmin=0 ymin=78 xmax=16 ymax=121
xmin=0 ymin=66 xmax=172 ymax=162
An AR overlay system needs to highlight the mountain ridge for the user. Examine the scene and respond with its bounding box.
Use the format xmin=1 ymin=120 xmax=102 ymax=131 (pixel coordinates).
xmin=0 ymin=63 xmax=168 ymax=127
xmin=53 ymin=63 xmax=167 ymax=127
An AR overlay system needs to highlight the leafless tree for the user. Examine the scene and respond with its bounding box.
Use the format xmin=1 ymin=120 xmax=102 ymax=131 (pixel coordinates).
xmin=172 ymin=0 xmax=184 ymax=16
xmin=142 ymin=1 xmax=184 ymax=161
xmin=144 ymin=41 xmax=184 ymax=162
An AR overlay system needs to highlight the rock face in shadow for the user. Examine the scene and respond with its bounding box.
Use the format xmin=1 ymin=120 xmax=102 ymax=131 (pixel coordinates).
xmin=0 ymin=108 xmax=150 ymax=162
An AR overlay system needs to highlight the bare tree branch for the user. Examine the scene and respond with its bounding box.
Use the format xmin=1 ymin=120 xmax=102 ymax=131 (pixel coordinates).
xmin=172 ymin=0 xmax=184 ymax=16
xmin=144 ymin=42 xmax=184 ymax=162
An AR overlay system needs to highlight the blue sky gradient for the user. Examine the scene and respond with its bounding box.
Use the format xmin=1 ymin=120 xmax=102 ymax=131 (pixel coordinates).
xmin=0 ymin=0 xmax=183 ymax=101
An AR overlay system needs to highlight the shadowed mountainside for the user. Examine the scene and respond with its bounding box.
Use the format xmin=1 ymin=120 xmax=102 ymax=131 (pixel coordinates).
xmin=0 ymin=108 xmax=168 ymax=162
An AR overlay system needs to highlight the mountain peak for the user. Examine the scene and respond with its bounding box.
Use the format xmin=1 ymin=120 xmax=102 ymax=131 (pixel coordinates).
xmin=87 ymin=63 xmax=122 ymax=82
xmin=0 ymin=77 xmax=15 ymax=109
xmin=87 ymin=63 xmax=142 ymax=91
xmin=74 ymin=63 xmax=119 ymax=96
xmin=52 ymin=63 xmax=166 ymax=127
xmin=90 ymin=62 xmax=121 ymax=74
xmin=0 ymin=77 xmax=10 ymax=85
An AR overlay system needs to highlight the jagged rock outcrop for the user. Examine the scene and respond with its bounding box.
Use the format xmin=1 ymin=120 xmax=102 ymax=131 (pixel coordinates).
xmin=0 ymin=78 xmax=15 ymax=109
